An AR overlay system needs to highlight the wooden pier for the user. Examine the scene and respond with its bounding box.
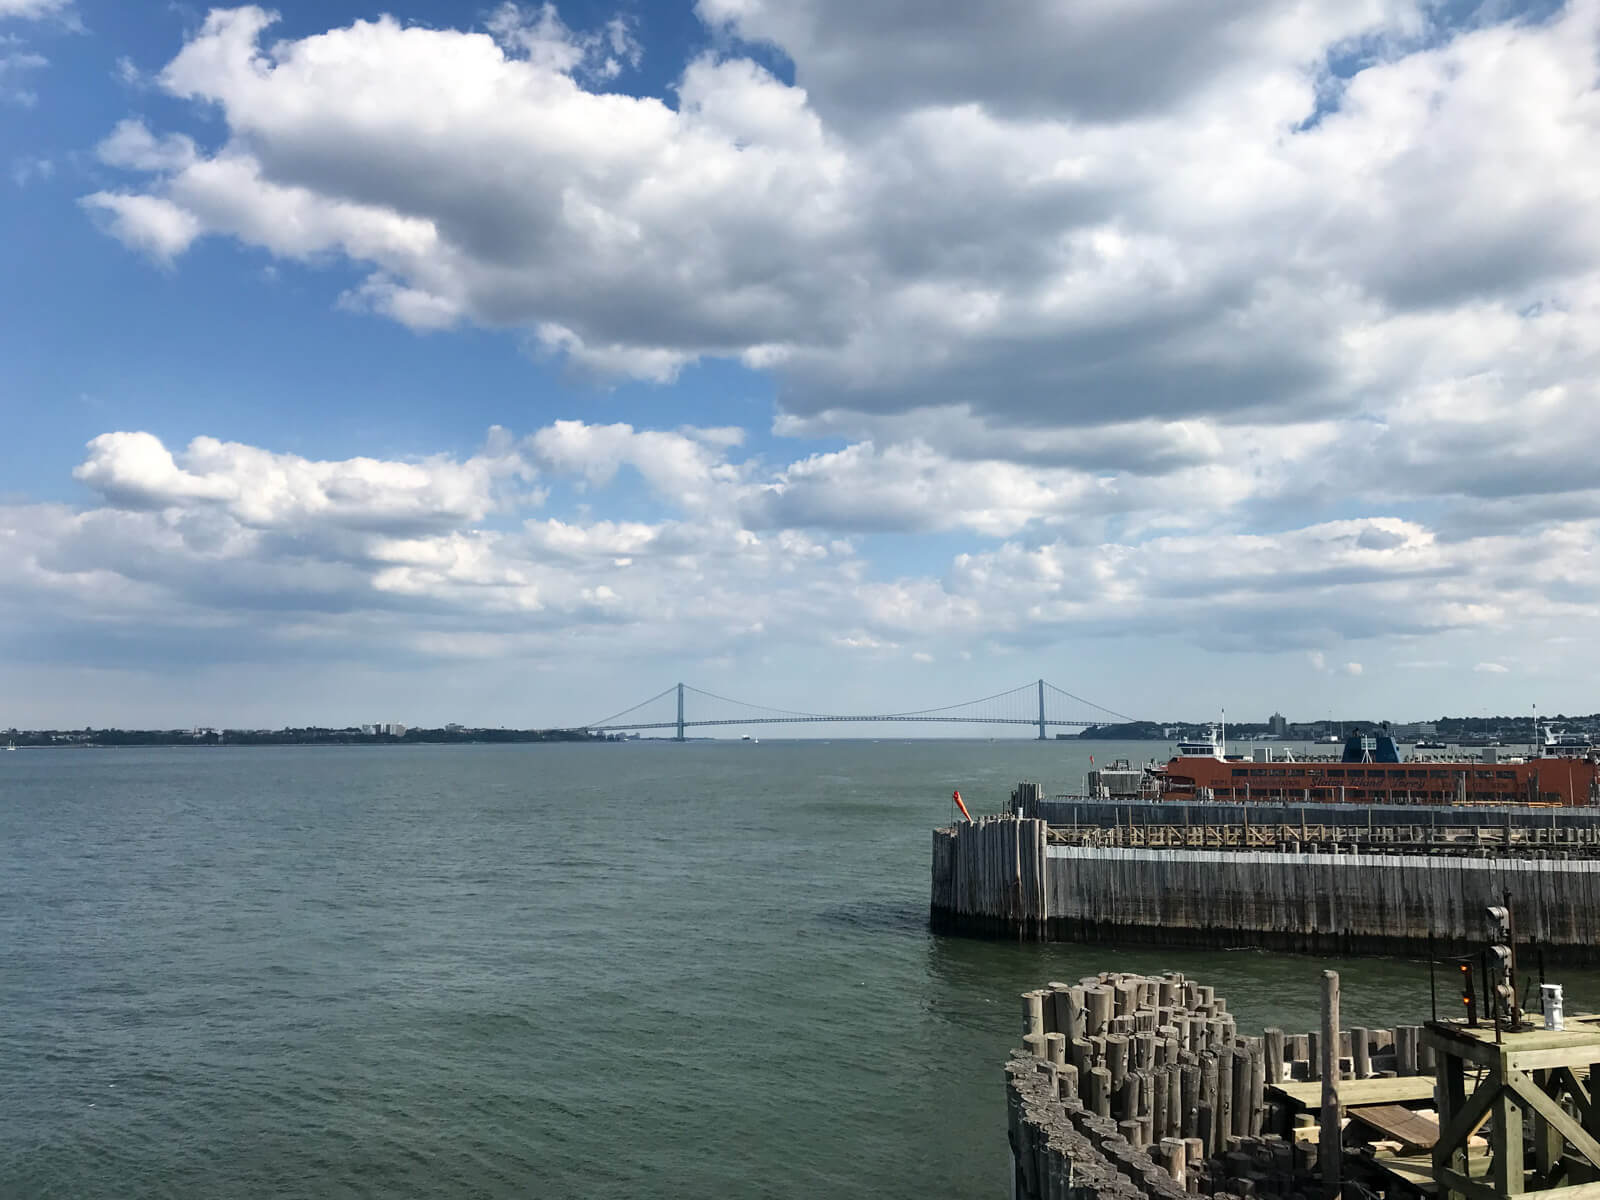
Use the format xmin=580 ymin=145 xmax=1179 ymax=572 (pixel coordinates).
xmin=932 ymin=797 xmax=1600 ymax=961
xmin=1007 ymin=971 xmax=1600 ymax=1200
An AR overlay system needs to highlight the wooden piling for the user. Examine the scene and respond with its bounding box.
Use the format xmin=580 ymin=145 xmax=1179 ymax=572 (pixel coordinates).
xmin=1159 ymin=1136 xmax=1187 ymax=1188
xmin=1024 ymin=990 xmax=1046 ymax=1041
xmin=1247 ymin=1038 xmax=1266 ymax=1137
xmin=1395 ymin=1025 xmax=1419 ymax=1076
xmin=1319 ymin=970 xmax=1341 ymax=1200
xmin=1350 ymin=1027 xmax=1370 ymax=1079
xmin=1263 ymin=1028 xmax=1285 ymax=1085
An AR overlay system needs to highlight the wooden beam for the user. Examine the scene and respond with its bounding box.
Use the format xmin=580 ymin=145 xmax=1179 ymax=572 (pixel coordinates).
xmin=1439 ymin=1165 xmax=1505 ymax=1200
xmin=1436 ymin=1079 xmax=1503 ymax=1161
xmin=1323 ymin=970 xmax=1342 ymax=1200
xmin=1538 ymin=1071 xmax=1567 ymax=1188
xmin=1492 ymin=1082 xmax=1525 ymax=1196
xmin=1509 ymin=1183 xmax=1600 ymax=1200
xmin=1510 ymin=1070 xmax=1600 ymax=1172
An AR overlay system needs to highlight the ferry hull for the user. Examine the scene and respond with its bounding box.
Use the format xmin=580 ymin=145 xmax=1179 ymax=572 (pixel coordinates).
xmin=1159 ymin=755 xmax=1600 ymax=806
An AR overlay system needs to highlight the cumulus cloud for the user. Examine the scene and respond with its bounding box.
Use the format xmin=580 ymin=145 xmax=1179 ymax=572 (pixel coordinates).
xmin=96 ymin=119 xmax=197 ymax=172
xmin=77 ymin=5 xmax=1600 ymax=500
xmin=47 ymin=3 xmax=1600 ymax=708
xmin=72 ymin=429 xmax=533 ymax=533
xmin=696 ymin=0 xmax=1425 ymax=125
xmin=4 ymin=424 xmax=1594 ymax=691
xmin=78 ymin=192 xmax=201 ymax=262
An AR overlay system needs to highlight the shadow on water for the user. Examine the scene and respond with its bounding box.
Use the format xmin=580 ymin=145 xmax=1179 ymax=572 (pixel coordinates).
xmin=814 ymin=899 xmax=930 ymax=937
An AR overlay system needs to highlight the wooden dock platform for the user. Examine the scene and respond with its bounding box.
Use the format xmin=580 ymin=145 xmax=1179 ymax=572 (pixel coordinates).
xmin=931 ymin=796 xmax=1600 ymax=961
xmin=1005 ymin=969 xmax=1600 ymax=1200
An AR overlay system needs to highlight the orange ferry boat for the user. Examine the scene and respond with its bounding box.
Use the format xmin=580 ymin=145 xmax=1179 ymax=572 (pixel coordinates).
xmin=1157 ymin=725 xmax=1600 ymax=807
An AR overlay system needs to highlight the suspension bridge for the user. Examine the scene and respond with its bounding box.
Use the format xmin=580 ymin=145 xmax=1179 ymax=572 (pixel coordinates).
xmin=575 ymin=680 xmax=1140 ymax=741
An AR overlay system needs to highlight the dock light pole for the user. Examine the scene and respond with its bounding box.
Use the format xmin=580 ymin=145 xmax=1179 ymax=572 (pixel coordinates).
xmin=676 ymin=682 xmax=685 ymax=742
xmin=1038 ymin=679 xmax=1047 ymax=741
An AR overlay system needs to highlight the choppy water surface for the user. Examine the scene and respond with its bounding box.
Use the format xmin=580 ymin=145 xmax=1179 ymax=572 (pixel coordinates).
xmin=6 ymin=740 xmax=1597 ymax=1198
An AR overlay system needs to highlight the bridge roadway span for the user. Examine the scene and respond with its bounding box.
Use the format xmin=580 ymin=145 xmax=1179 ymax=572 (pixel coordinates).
xmin=576 ymin=679 xmax=1135 ymax=741
xmin=589 ymin=715 xmax=1096 ymax=731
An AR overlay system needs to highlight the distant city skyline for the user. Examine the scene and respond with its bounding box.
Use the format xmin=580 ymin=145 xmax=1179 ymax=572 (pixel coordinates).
xmin=4 ymin=1 xmax=1600 ymax=726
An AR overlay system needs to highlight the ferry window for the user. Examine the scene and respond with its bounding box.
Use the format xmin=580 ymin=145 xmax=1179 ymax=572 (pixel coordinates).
xmin=1232 ymin=769 xmax=1248 ymax=777
xmin=1497 ymin=771 xmax=1514 ymax=779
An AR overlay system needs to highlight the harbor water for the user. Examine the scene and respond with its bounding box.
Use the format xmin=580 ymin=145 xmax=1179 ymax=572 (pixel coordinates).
xmin=6 ymin=740 xmax=1598 ymax=1198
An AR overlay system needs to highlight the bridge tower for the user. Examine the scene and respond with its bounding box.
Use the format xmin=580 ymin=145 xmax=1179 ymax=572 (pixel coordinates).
xmin=676 ymin=682 xmax=685 ymax=742
xmin=1037 ymin=678 xmax=1046 ymax=741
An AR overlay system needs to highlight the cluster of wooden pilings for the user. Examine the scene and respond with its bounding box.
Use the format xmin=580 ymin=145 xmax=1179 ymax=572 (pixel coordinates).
xmin=1018 ymin=973 xmax=1272 ymax=1161
xmin=928 ymin=813 xmax=1048 ymax=937
xmin=1008 ymin=972 xmax=1457 ymax=1200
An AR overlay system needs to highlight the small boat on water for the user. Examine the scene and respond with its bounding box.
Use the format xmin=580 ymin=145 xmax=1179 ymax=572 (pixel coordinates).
xmin=740 ymin=734 xmax=759 ymax=744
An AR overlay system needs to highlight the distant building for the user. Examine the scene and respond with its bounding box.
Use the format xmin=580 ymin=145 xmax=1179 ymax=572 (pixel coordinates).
xmin=1269 ymin=712 xmax=1288 ymax=737
xmin=382 ymin=722 xmax=407 ymax=737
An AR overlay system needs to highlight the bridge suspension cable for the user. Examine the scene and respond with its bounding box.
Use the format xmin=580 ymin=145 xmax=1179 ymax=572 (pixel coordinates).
xmin=584 ymin=684 xmax=681 ymax=731
xmin=1041 ymin=681 xmax=1139 ymax=725
xmin=679 ymin=684 xmax=834 ymax=720
xmin=876 ymin=680 xmax=1044 ymax=720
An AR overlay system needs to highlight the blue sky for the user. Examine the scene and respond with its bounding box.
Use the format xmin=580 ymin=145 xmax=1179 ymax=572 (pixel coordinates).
xmin=3 ymin=0 xmax=1599 ymax=730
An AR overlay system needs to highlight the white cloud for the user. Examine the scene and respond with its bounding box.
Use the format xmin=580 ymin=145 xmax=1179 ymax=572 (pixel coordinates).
xmin=10 ymin=153 xmax=50 ymax=185
xmin=45 ymin=4 xmax=1600 ymax=715
xmin=78 ymin=4 xmax=1600 ymax=509
xmin=78 ymin=192 xmax=202 ymax=262
xmin=72 ymin=429 xmax=533 ymax=533
xmin=1474 ymin=661 xmax=1511 ymax=673
xmin=96 ymin=119 xmax=197 ymax=172
xmin=6 ymin=425 xmax=1596 ymax=695
xmin=0 ymin=0 xmax=72 ymax=16
xmin=0 ymin=0 xmax=77 ymax=104
xmin=0 ymin=44 xmax=45 ymax=104
xmin=696 ymin=0 xmax=1425 ymax=125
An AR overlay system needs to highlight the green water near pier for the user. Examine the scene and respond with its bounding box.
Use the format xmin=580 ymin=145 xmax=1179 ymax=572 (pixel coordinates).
xmin=5 ymin=740 xmax=1597 ymax=1198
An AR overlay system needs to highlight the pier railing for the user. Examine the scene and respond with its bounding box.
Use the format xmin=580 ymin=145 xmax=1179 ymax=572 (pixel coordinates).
xmin=1043 ymin=820 xmax=1600 ymax=857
